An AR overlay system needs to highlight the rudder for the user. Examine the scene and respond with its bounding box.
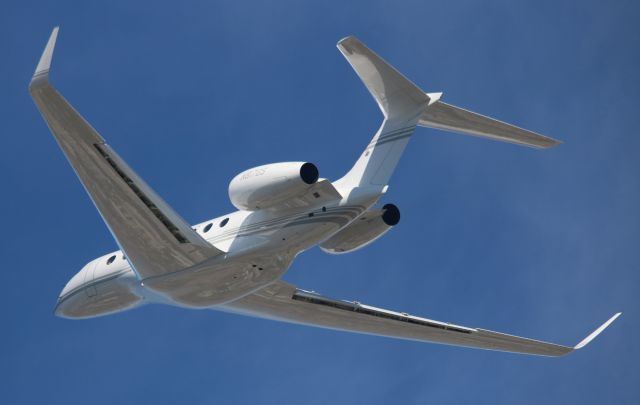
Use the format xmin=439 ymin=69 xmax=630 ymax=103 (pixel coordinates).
xmin=335 ymin=37 xmax=434 ymax=188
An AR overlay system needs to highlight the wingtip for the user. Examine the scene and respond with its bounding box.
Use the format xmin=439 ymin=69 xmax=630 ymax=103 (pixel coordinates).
xmin=337 ymin=35 xmax=357 ymax=46
xmin=337 ymin=35 xmax=363 ymax=53
xmin=574 ymin=312 xmax=621 ymax=350
xmin=30 ymin=26 xmax=59 ymax=88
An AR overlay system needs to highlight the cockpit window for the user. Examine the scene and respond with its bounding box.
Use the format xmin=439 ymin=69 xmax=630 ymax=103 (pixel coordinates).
xmin=107 ymin=255 xmax=116 ymax=265
xmin=203 ymin=223 xmax=213 ymax=233
xmin=220 ymin=218 xmax=229 ymax=227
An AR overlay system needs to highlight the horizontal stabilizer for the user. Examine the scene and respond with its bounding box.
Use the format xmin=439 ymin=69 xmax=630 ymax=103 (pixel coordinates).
xmin=419 ymin=98 xmax=560 ymax=148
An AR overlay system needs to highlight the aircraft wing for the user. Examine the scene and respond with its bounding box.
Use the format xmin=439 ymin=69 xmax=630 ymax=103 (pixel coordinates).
xmin=29 ymin=28 xmax=224 ymax=280
xmin=221 ymin=280 xmax=620 ymax=356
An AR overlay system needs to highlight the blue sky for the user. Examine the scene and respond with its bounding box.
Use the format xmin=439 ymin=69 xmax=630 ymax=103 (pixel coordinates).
xmin=1 ymin=1 xmax=638 ymax=403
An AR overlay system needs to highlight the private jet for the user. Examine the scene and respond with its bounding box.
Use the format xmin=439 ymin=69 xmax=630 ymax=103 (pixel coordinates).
xmin=30 ymin=27 xmax=620 ymax=356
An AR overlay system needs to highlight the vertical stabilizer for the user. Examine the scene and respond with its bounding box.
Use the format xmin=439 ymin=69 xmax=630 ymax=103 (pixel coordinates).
xmin=336 ymin=37 xmax=432 ymax=188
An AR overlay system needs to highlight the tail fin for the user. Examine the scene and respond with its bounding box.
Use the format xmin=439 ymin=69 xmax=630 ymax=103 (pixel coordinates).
xmin=337 ymin=36 xmax=432 ymax=121
xmin=336 ymin=36 xmax=432 ymax=188
xmin=335 ymin=36 xmax=561 ymax=189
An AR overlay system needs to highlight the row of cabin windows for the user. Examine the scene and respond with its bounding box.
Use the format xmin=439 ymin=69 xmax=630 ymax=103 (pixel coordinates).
xmin=104 ymin=218 xmax=230 ymax=265
xmin=203 ymin=217 xmax=229 ymax=233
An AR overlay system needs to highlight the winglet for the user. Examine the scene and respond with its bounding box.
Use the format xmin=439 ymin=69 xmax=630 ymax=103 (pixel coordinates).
xmin=30 ymin=27 xmax=59 ymax=89
xmin=574 ymin=312 xmax=621 ymax=350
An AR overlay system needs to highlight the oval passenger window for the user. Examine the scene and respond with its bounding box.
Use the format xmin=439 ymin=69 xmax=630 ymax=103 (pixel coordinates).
xmin=203 ymin=223 xmax=213 ymax=233
xmin=107 ymin=255 xmax=116 ymax=265
xmin=220 ymin=218 xmax=229 ymax=227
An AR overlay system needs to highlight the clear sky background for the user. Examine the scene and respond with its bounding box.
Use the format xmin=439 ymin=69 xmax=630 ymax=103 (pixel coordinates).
xmin=1 ymin=1 xmax=637 ymax=404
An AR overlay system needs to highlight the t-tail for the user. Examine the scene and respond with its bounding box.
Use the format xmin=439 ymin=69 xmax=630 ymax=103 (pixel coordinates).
xmin=334 ymin=36 xmax=560 ymax=190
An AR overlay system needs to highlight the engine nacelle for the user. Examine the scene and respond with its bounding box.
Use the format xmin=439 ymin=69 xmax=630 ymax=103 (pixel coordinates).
xmin=320 ymin=204 xmax=400 ymax=254
xmin=229 ymin=162 xmax=319 ymax=210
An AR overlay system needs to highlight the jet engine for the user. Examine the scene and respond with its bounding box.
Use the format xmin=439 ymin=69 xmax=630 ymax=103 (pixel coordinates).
xmin=229 ymin=162 xmax=319 ymax=210
xmin=320 ymin=204 xmax=400 ymax=254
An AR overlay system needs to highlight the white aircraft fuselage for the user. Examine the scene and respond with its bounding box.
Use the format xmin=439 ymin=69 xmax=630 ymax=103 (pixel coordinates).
xmin=56 ymin=183 xmax=381 ymax=318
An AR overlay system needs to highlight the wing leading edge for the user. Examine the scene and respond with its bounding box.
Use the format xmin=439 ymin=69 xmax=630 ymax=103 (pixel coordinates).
xmin=30 ymin=28 xmax=224 ymax=280
xmin=221 ymin=281 xmax=620 ymax=356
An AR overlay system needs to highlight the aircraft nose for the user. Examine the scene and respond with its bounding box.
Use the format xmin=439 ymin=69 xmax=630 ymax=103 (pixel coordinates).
xmin=54 ymin=257 xmax=143 ymax=319
xmin=53 ymin=297 xmax=67 ymax=318
xmin=54 ymin=267 xmax=92 ymax=319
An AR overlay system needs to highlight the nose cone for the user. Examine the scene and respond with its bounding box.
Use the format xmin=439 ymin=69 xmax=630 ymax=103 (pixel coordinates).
xmin=53 ymin=297 xmax=70 ymax=318
xmin=54 ymin=270 xmax=92 ymax=319
xmin=54 ymin=256 xmax=144 ymax=319
xmin=59 ymin=269 xmax=86 ymax=298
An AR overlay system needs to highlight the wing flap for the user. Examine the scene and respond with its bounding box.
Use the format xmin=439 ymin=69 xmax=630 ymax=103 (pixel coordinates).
xmin=221 ymin=281 xmax=619 ymax=356
xmin=30 ymin=28 xmax=224 ymax=280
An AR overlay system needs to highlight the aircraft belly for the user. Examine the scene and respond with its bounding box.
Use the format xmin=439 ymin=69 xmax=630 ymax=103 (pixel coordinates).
xmin=141 ymin=253 xmax=294 ymax=308
xmin=140 ymin=215 xmax=350 ymax=307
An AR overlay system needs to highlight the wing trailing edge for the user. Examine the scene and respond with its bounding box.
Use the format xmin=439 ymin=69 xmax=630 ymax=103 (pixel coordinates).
xmin=222 ymin=282 xmax=621 ymax=357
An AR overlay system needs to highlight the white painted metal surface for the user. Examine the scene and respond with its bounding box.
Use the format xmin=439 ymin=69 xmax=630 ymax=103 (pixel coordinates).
xmin=31 ymin=28 xmax=619 ymax=356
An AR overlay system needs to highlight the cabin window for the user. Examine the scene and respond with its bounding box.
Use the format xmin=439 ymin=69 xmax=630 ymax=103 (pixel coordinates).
xmin=203 ymin=223 xmax=213 ymax=233
xmin=107 ymin=255 xmax=116 ymax=265
xmin=220 ymin=218 xmax=229 ymax=227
